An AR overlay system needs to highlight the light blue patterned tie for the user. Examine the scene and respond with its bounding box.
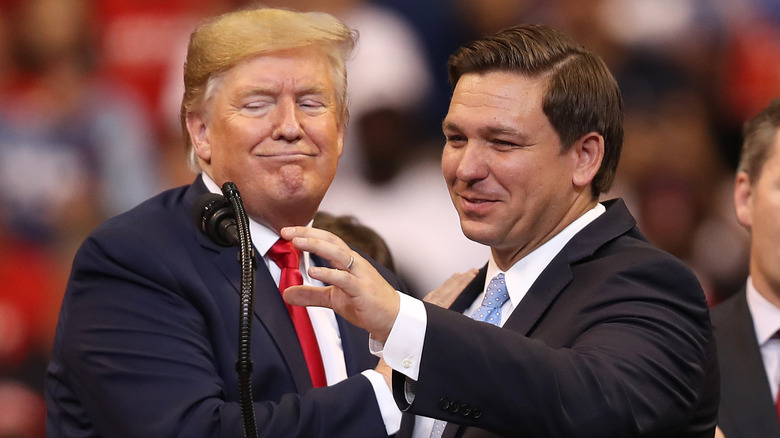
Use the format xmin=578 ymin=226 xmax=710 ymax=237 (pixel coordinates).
xmin=429 ymin=273 xmax=509 ymax=438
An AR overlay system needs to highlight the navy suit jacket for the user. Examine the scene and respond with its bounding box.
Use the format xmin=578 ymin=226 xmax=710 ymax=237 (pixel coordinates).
xmin=711 ymin=289 xmax=780 ymax=438
xmin=394 ymin=199 xmax=719 ymax=438
xmin=46 ymin=177 xmax=403 ymax=438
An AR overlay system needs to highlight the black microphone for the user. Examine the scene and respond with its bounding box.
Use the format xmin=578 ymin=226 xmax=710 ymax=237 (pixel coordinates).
xmin=192 ymin=193 xmax=240 ymax=246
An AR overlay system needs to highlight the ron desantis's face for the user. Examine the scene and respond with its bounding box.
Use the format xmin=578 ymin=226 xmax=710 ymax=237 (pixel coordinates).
xmin=441 ymin=71 xmax=579 ymax=268
xmin=188 ymin=46 xmax=343 ymax=232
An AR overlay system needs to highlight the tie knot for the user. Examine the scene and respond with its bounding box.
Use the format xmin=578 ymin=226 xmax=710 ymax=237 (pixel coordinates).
xmin=483 ymin=273 xmax=509 ymax=309
xmin=470 ymin=273 xmax=509 ymax=326
xmin=268 ymin=239 xmax=300 ymax=270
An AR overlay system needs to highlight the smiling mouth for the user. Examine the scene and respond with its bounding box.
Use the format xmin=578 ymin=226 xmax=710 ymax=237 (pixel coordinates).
xmin=460 ymin=194 xmax=495 ymax=204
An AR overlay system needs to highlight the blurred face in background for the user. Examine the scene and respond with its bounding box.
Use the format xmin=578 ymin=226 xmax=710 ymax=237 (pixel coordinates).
xmin=735 ymin=128 xmax=780 ymax=305
xmin=187 ymin=46 xmax=344 ymax=232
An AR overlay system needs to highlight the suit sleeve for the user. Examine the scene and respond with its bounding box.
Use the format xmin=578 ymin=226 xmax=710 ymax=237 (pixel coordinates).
xmin=395 ymin=251 xmax=716 ymax=437
xmin=47 ymin=224 xmax=390 ymax=438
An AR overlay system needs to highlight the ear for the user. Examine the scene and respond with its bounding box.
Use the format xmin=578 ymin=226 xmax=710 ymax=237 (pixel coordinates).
xmin=571 ymin=132 xmax=605 ymax=189
xmin=733 ymin=171 xmax=753 ymax=229
xmin=186 ymin=111 xmax=212 ymax=162
xmin=335 ymin=123 xmax=345 ymax=158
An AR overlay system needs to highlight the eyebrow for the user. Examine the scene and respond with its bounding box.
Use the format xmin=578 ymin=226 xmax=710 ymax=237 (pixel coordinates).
xmin=442 ymin=121 xmax=458 ymax=132
xmin=442 ymin=120 xmax=530 ymax=141
xmin=241 ymin=84 xmax=330 ymax=98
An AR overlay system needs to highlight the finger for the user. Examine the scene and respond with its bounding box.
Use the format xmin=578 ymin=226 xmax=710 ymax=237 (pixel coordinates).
xmin=305 ymin=265 xmax=361 ymax=296
xmin=283 ymin=285 xmax=333 ymax=308
xmin=281 ymin=227 xmax=362 ymax=272
xmin=281 ymin=226 xmax=346 ymax=246
xmin=290 ymin=235 xmax=359 ymax=272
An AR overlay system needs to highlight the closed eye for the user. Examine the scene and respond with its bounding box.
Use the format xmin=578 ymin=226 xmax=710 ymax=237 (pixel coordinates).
xmin=491 ymin=139 xmax=519 ymax=148
xmin=243 ymin=100 xmax=272 ymax=111
xmin=445 ymin=134 xmax=467 ymax=147
xmin=299 ymin=100 xmax=323 ymax=108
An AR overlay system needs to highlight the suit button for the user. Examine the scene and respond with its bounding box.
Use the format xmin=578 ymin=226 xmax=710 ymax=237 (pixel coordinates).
xmin=472 ymin=409 xmax=482 ymax=419
xmin=438 ymin=398 xmax=451 ymax=411
xmin=458 ymin=405 xmax=471 ymax=417
xmin=448 ymin=401 xmax=460 ymax=413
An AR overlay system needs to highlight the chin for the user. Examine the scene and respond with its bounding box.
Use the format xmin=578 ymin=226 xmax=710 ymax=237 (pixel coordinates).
xmin=460 ymin=222 xmax=498 ymax=247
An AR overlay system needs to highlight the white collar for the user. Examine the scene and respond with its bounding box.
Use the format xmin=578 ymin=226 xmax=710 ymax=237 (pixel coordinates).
xmin=201 ymin=173 xmax=315 ymax=271
xmin=485 ymin=203 xmax=606 ymax=307
xmin=746 ymin=277 xmax=780 ymax=345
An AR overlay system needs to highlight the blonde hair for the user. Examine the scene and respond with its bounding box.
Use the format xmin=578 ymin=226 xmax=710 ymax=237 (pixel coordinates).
xmin=181 ymin=7 xmax=357 ymax=172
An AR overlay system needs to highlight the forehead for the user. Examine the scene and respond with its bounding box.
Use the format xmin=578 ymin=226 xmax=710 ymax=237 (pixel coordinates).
xmin=220 ymin=47 xmax=336 ymax=93
xmin=445 ymin=71 xmax=549 ymax=130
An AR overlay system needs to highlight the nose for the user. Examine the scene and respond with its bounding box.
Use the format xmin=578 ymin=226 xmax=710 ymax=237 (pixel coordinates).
xmin=453 ymin=143 xmax=489 ymax=183
xmin=271 ymin=98 xmax=303 ymax=142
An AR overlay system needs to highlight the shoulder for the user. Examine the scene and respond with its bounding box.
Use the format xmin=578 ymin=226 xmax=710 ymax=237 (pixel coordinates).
xmin=710 ymin=290 xmax=748 ymax=331
xmin=77 ymin=185 xmax=195 ymax=262
xmin=579 ymin=223 xmax=701 ymax=289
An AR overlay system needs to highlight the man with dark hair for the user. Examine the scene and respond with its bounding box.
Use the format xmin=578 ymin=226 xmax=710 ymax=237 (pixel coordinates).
xmin=282 ymin=24 xmax=718 ymax=437
xmin=712 ymin=97 xmax=780 ymax=438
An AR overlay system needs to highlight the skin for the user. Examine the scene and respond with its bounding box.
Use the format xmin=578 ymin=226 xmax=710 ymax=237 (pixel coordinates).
xmin=186 ymin=46 xmax=344 ymax=233
xmin=283 ymin=70 xmax=605 ymax=341
xmin=734 ymin=128 xmax=780 ymax=309
xmin=441 ymin=71 xmax=602 ymax=270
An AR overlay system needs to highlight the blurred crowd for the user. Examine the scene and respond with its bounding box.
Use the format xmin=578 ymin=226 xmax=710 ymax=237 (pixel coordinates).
xmin=0 ymin=0 xmax=778 ymax=436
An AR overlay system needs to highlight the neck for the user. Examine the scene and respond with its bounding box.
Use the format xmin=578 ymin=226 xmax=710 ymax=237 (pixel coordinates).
xmin=751 ymin=270 xmax=780 ymax=310
xmin=493 ymin=194 xmax=598 ymax=271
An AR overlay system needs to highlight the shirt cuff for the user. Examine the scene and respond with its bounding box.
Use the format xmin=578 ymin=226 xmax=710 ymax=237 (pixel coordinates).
xmin=361 ymin=370 xmax=402 ymax=435
xmin=370 ymin=292 xmax=427 ymax=381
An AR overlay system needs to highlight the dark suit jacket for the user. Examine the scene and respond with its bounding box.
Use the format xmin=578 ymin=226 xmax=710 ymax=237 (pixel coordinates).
xmin=711 ymin=289 xmax=779 ymax=438
xmin=46 ymin=177 xmax=403 ymax=438
xmin=394 ymin=199 xmax=718 ymax=438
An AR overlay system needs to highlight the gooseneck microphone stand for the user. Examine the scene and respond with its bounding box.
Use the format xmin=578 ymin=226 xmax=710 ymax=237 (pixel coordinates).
xmin=221 ymin=182 xmax=259 ymax=438
xmin=193 ymin=182 xmax=258 ymax=438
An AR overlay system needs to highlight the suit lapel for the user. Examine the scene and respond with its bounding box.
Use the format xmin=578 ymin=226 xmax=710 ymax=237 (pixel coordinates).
xmin=443 ymin=199 xmax=638 ymax=438
xmin=503 ymin=254 xmax=573 ymax=335
xmin=504 ymin=199 xmax=636 ymax=335
xmin=451 ymin=268 xmax=487 ymax=313
xmin=186 ymin=179 xmax=313 ymax=391
xmin=716 ymin=292 xmax=780 ymax=437
xmin=252 ymin=260 xmax=313 ymax=391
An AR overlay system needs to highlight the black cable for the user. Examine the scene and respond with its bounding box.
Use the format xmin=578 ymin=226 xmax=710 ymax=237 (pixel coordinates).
xmin=221 ymin=182 xmax=259 ymax=438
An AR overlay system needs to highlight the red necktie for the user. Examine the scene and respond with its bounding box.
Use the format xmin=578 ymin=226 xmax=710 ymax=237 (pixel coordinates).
xmin=268 ymin=239 xmax=327 ymax=388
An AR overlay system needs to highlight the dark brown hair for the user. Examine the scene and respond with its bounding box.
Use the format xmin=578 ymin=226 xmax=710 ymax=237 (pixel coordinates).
xmin=448 ymin=24 xmax=624 ymax=197
xmin=738 ymin=97 xmax=780 ymax=183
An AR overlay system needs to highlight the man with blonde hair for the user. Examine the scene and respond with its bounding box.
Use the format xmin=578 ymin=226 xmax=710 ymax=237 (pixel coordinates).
xmin=46 ymin=8 xmax=405 ymax=437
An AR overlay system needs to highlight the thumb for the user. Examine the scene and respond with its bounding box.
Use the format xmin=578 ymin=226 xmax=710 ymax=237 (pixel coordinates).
xmin=283 ymin=285 xmax=333 ymax=309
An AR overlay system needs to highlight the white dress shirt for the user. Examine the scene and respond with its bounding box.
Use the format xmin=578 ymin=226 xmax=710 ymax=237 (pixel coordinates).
xmin=202 ymin=174 xmax=401 ymax=433
xmin=746 ymin=277 xmax=780 ymax=403
xmin=375 ymin=203 xmax=606 ymax=438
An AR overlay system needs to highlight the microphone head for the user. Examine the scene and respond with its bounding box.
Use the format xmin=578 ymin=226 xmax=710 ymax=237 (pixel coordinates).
xmin=192 ymin=193 xmax=238 ymax=246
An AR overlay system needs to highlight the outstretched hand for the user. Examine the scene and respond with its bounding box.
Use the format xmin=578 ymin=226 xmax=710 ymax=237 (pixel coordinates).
xmin=280 ymin=226 xmax=400 ymax=342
